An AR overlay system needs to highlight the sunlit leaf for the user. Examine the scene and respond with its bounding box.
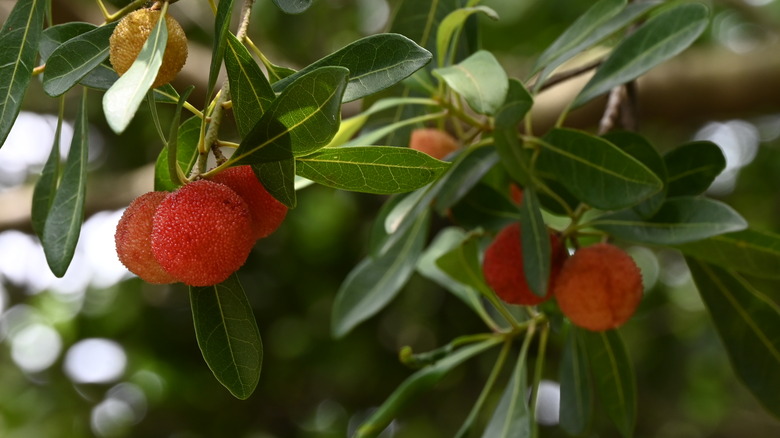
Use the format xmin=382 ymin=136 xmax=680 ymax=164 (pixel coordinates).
xmin=42 ymin=23 xmax=116 ymax=96
xmin=272 ymin=0 xmax=312 ymax=14
xmin=676 ymin=229 xmax=780 ymax=279
xmin=0 ymin=0 xmax=45 ymax=147
xmin=664 ymin=141 xmax=726 ymax=197
xmin=433 ymin=50 xmax=508 ymax=115
xmin=206 ymin=0 xmax=235 ymax=99
xmin=190 ymin=274 xmax=263 ymax=400
xmin=436 ymin=6 xmax=498 ymax=67
xmin=687 ymin=260 xmax=780 ymax=418
xmin=559 ymin=329 xmax=593 ymax=436
xmin=296 ymin=146 xmax=449 ymax=194
xmin=42 ymin=89 xmax=88 ymax=277
xmin=155 ymin=116 xmax=201 ymax=191
xmin=224 ymin=32 xmax=275 ymax=137
xmin=519 ymin=187 xmax=551 ymax=298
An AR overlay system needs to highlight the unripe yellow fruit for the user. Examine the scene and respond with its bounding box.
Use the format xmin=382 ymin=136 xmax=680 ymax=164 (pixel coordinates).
xmin=109 ymin=9 xmax=188 ymax=88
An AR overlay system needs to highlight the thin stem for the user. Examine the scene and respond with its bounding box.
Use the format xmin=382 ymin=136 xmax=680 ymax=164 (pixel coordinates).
xmin=102 ymin=0 xmax=148 ymax=23
xmin=534 ymin=58 xmax=603 ymax=92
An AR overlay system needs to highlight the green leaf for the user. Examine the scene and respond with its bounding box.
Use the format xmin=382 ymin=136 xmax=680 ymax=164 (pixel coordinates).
xmin=231 ymin=66 xmax=349 ymax=165
xmin=42 ymin=23 xmax=116 ymax=97
xmin=102 ymin=10 xmax=168 ymax=134
xmin=494 ymin=78 xmax=533 ymax=128
xmin=580 ymin=329 xmax=636 ymax=438
xmin=206 ymin=0 xmax=235 ymax=99
xmin=433 ymin=145 xmax=499 ymax=213
xmin=433 ymin=50 xmax=508 ymax=115
xmin=591 ymin=196 xmax=748 ymax=245
xmin=436 ymin=234 xmax=494 ymax=299
xmin=272 ymin=0 xmax=312 ymax=14
xmin=42 ymin=89 xmax=88 ymax=277
xmin=224 ymin=33 xmax=275 ymax=137
xmin=31 ymin=100 xmax=63 ymax=239
xmin=537 ymin=128 xmax=662 ymax=210
xmin=559 ymin=329 xmax=594 ymax=436
xmin=449 ymin=183 xmax=522 ymax=232
xmin=664 ymin=141 xmax=726 ymax=197
xmin=272 ymin=33 xmax=431 ymax=102
xmin=676 ymin=229 xmax=780 ymax=279
xmin=687 ymin=260 xmax=780 ymax=418
xmin=255 ymin=159 xmax=296 ymax=208
xmin=190 ymin=274 xmax=263 ymax=400
xmin=519 ymin=188 xmax=551 ymax=298
xmin=0 ymin=0 xmax=45 ymax=147
xmin=482 ymin=339 xmax=531 ymax=438
xmin=436 ymin=6 xmax=498 ymax=67
xmin=331 ymin=210 xmax=429 ymax=338
xmin=573 ymin=3 xmax=709 ymax=108
xmin=154 ymin=115 xmax=201 ymax=191
xmin=355 ymin=338 xmax=502 ymax=438
xmin=296 ymin=146 xmax=449 ymax=195
xmin=39 ymin=22 xmax=96 ymax=62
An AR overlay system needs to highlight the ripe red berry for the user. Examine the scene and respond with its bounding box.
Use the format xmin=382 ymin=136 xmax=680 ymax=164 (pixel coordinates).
xmin=151 ymin=180 xmax=254 ymax=286
xmin=554 ymin=243 xmax=643 ymax=331
xmin=115 ymin=191 xmax=177 ymax=284
xmin=409 ymin=128 xmax=458 ymax=160
xmin=209 ymin=165 xmax=287 ymax=239
xmin=482 ymin=223 xmax=567 ymax=306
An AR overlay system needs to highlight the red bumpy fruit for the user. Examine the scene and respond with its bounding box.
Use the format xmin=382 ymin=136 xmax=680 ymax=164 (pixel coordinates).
xmin=151 ymin=180 xmax=255 ymax=287
xmin=209 ymin=165 xmax=288 ymax=239
xmin=115 ymin=191 xmax=177 ymax=284
xmin=482 ymin=223 xmax=567 ymax=306
xmin=554 ymin=243 xmax=643 ymax=331
xmin=409 ymin=128 xmax=459 ymax=160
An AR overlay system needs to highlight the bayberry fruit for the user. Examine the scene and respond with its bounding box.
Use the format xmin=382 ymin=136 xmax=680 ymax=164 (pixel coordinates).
xmin=409 ymin=128 xmax=458 ymax=160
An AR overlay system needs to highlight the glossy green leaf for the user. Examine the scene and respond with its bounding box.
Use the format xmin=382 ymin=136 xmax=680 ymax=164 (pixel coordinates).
xmin=530 ymin=0 xmax=625 ymax=78
xmin=436 ymin=6 xmax=498 ymax=67
xmin=591 ymin=196 xmax=748 ymax=245
xmin=272 ymin=33 xmax=431 ymax=102
xmin=231 ymin=66 xmax=348 ymax=165
xmin=482 ymin=339 xmax=531 ymax=438
xmin=676 ymin=229 xmax=780 ymax=279
xmin=573 ymin=3 xmax=709 ymax=107
xmin=224 ymin=33 xmax=275 ymax=137
xmin=559 ymin=329 xmax=593 ymax=436
xmin=31 ymin=100 xmax=63 ymax=239
xmin=664 ymin=141 xmax=726 ymax=197
xmin=39 ymin=22 xmax=96 ymax=62
xmin=355 ymin=338 xmax=502 ymax=438
xmin=536 ymin=128 xmax=662 ymax=210
xmin=433 ymin=50 xmax=508 ymax=115
xmin=342 ymin=108 xmax=444 ymax=148
xmin=296 ymin=146 xmax=449 ymax=194
xmin=272 ymin=0 xmax=312 ymax=14
xmin=519 ymin=187 xmax=551 ymax=298
xmin=190 ymin=274 xmax=263 ymax=400
xmin=102 ymin=11 xmax=168 ymax=133
xmin=206 ymin=0 xmax=235 ymax=98
xmin=494 ymin=78 xmax=533 ymax=128
xmin=0 ymin=0 xmax=45 ymax=147
xmin=436 ymin=234 xmax=495 ymax=299
xmin=255 ymin=159 xmax=296 ymax=208
xmin=154 ymin=116 xmax=201 ymax=191
xmin=687 ymin=260 xmax=780 ymax=418
xmin=580 ymin=329 xmax=636 ymax=438
xmin=42 ymin=89 xmax=88 ymax=277
xmin=434 ymin=146 xmax=499 ymax=213
xmin=42 ymin=23 xmax=116 ymax=97
xmin=331 ymin=210 xmax=429 ymax=338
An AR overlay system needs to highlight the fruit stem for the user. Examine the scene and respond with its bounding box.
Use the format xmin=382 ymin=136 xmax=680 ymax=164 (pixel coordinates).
xmin=100 ymin=0 xmax=148 ymax=23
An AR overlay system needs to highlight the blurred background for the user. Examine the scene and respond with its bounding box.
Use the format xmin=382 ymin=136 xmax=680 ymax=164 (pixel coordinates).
xmin=1 ymin=0 xmax=780 ymax=436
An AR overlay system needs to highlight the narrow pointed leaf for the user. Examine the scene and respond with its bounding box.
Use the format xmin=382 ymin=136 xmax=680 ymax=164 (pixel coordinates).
xmin=559 ymin=329 xmax=594 ymax=436
xmin=225 ymin=33 xmax=275 ymax=137
xmin=433 ymin=145 xmax=499 ymax=213
xmin=272 ymin=0 xmax=312 ymax=14
xmin=433 ymin=50 xmax=508 ymax=115
xmin=231 ymin=66 xmax=348 ymax=165
xmin=519 ymin=187 xmax=551 ymax=298
xmin=155 ymin=116 xmax=201 ymax=191
xmin=331 ymin=210 xmax=429 ymax=338
xmin=39 ymin=22 xmax=96 ymax=62
xmin=42 ymin=23 xmax=116 ymax=96
xmin=272 ymin=33 xmax=431 ymax=102
xmin=206 ymin=0 xmax=235 ymax=98
xmin=573 ymin=3 xmax=709 ymax=107
xmin=449 ymin=183 xmax=522 ymax=232
xmin=591 ymin=196 xmax=747 ymax=245
xmin=664 ymin=141 xmax=726 ymax=197
xmin=296 ymin=146 xmax=449 ymax=194
xmin=190 ymin=274 xmax=263 ymax=400
xmin=687 ymin=260 xmax=780 ymax=418
xmin=102 ymin=11 xmax=168 ymax=133
xmin=0 ymin=0 xmax=45 ymax=147
xmin=255 ymin=159 xmax=296 ymax=208
xmin=537 ymin=128 xmax=662 ymax=210
xmin=676 ymin=229 xmax=780 ymax=279
xmin=31 ymin=102 xmax=63 ymax=238
xmin=355 ymin=338 xmax=502 ymax=438
xmin=436 ymin=6 xmax=498 ymax=67
xmin=482 ymin=340 xmax=531 ymax=438
xmin=580 ymin=329 xmax=636 ymax=438
xmin=495 ymin=78 xmax=533 ymax=128
xmin=436 ymin=234 xmax=494 ymax=298
xmin=42 ymin=90 xmax=89 ymax=277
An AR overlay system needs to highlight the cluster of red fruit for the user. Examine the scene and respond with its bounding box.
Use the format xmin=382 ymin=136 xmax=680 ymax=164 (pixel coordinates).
xmin=482 ymin=223 xmax=643 ymax=332
xmin=114 ymin=166 xmax=287 ymax=287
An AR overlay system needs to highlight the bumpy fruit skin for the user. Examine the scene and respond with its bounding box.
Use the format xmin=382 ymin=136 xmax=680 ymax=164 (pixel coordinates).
xmin=115 ymin=191 xmax=177 ymax=284
xmin=109 ymin=9 xmax=188 ymax=88
xmin=151 ymin=180 xmax=254 ymax=287
xmin=482 ymin=223 xmax=567 ymax=306
xmin=209 ymin=166 xmax=288 ymax=239
xmin=409 ymin=128 xmax=459 ymax=160
xmin=554 ymin=243 xmax=643 ymax=331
